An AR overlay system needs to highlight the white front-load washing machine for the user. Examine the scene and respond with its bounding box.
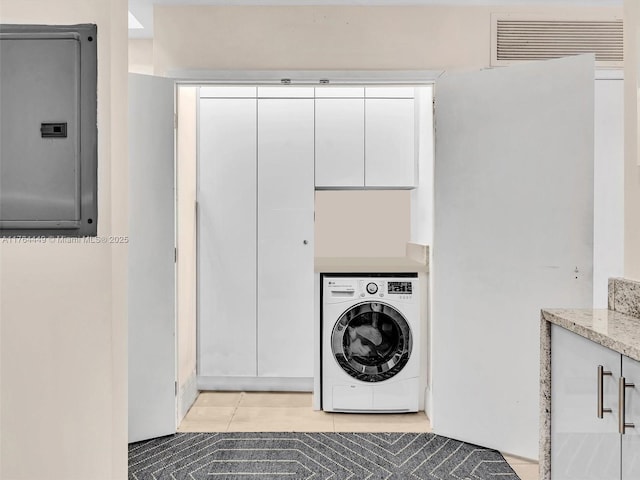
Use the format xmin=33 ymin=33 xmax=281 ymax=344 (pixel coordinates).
xmin=322 ymin=274 xmax=420 ymax=413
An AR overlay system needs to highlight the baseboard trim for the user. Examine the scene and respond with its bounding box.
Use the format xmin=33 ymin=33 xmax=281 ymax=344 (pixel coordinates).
xmin=197 ymin=376 xmax=313 ymax=392
xmin=179 ymin=370 xmax=198 ymax=423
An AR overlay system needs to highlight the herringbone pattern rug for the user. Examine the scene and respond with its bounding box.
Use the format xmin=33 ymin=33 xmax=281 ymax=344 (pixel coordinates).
xmin=129 ymin=432 xmax=519 ymax=479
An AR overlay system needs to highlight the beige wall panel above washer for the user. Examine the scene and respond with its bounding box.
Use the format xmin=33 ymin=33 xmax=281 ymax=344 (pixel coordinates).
xmin=315 ymin=190 xmax=410 ymax=258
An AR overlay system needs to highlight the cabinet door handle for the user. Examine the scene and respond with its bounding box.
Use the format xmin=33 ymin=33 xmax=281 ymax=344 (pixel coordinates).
xmin=598 ymin=365 xmax=613 ymax=418
xmin=619 ymin=377 xmax=636 ymax=434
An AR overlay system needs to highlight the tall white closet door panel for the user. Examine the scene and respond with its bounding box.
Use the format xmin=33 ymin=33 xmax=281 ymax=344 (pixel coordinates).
xmin=623 ymin=355 xmax=640 ymax=479
xmin=257 ymin=99 xmax=315 ymax=377
xmin=433 ymin=55 xmax=594 ymax=458
xmin=129 ymin=73 xmax=176 ymax=443
xmin=551 ymin=325 xmax=620 ymax=480
xmin=198 ymin=98 xmax=257 ymax=377
xmin=315 ymin=98 xmax=365 ymax=188
xmin=593 ymin=79 xmax=624 ymax=308
xmin=365 ymin=98 xmax=415 ymax=188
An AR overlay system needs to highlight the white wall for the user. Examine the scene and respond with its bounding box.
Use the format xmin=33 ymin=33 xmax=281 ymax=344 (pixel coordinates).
xmin=0 ymin=1 xmax=128 ymax=478
xmin=624 ymin=0 xmax=640 ymax=280
xmin=129 ymin=38 xmax=153 ymax=75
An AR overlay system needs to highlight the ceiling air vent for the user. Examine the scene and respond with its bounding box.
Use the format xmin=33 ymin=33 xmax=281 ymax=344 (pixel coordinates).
xmin=491 ymin=14 xmax=623 ymax=68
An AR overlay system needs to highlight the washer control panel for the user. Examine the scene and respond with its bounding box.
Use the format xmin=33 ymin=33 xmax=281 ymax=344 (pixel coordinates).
xmin=357 ymin=280 xmax=414 ymax=300
xmin=325 ymin=276 xmax=417 ymax=303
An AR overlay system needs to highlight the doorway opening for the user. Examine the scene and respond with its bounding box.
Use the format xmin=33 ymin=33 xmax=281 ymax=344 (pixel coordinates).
xmin=173 ymin=81 xmax=435 ymax=432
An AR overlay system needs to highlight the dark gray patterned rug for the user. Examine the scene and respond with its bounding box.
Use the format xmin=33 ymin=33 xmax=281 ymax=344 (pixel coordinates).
xmin=129 ymin=432 xmax=519 ymax=480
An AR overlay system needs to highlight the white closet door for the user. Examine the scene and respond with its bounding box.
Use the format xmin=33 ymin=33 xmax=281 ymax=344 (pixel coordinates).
xmin=433 ymin=55 xmax=594 ymax=459
xmin=623 ymin=355 xmax=640 ymax=480
xmin=315 ymin=98 xmax=365 ymax=188
xmin=198 ymin=97 xmax=257 ymax=377
xmin=593 ymin=79 xmax=624 ymax=308
xmin=257 ymin=99 xmax=315 ymax=378
xmin=128 ymin=74 xmax=176 ymax=442
xmin=365 ymin=98 xmax=416 ymax=188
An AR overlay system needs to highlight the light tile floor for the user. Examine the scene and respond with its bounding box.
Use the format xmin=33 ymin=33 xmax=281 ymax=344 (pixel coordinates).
xmin=179 ymin=392 xmax=539 ymax=480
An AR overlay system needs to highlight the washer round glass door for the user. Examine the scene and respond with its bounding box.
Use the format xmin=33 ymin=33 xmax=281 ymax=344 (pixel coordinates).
xmin=331 ymin=301 xmax=412 ymax=382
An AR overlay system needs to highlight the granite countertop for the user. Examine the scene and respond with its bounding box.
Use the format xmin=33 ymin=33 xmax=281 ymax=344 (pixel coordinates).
xmin=314 ymin=256 xmax=428 ymax=273
xmin=541 ymin=308 xmax=640 ymax=361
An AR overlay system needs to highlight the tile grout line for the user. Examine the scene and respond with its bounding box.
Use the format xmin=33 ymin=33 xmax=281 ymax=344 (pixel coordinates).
xmin=225 ymin=392 xmax=244 ymax=432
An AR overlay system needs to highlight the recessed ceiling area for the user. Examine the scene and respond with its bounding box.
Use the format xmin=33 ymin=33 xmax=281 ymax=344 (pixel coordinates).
xmin=128 ymin=0 xmax=622 ymax=38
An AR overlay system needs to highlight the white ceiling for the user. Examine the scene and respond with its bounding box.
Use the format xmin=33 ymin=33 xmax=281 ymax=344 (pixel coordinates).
xmin=128 ymin=0 xmax=622 ymax=38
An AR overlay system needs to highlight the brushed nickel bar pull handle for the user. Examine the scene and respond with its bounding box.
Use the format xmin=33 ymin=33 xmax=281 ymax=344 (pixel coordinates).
xmin=598 ymin=365 xmax=613 ymax=418
xmin=619 ymin=377 xmax=636 ymax=434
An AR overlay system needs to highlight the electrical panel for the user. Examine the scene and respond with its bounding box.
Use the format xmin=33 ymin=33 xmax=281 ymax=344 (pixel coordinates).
xmin=0 ymin=24 xmax=97 ymax=237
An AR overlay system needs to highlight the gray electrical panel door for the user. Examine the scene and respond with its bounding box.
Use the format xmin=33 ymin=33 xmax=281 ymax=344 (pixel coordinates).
xmin=0 ymin=25 xmax=97 ymax=236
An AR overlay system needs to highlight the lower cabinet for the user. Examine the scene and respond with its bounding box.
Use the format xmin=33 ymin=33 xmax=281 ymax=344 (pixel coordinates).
xmin=551 ymin=324 xmax=640 ymax=479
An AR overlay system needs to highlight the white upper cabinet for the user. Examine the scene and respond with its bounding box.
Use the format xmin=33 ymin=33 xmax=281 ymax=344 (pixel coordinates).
xmin=365 ymin=98 xmax=416 ymax=188
xmin=314 ymin=86 xmax=417 ymax=189
xmin=315 ymin=98 xmax=365 ymax=188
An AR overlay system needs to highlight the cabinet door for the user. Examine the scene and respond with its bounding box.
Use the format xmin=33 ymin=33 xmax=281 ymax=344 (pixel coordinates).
xmin=315 ymin=98 xmax=365 ymax=188
xmin=622 ymin=355 xmax=640 ymax=479
xmin=551 ymin=325 xmax=621 ymax=480
xmin=365 ymin=98 xmax=416 ymax=188
xmin=198 ymin=97 xmax=257 ymax=377
xmin=257 ymin=99 xmax=315 ymax=378
xmin=129 ymin=74 xmax=176 ymax=442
